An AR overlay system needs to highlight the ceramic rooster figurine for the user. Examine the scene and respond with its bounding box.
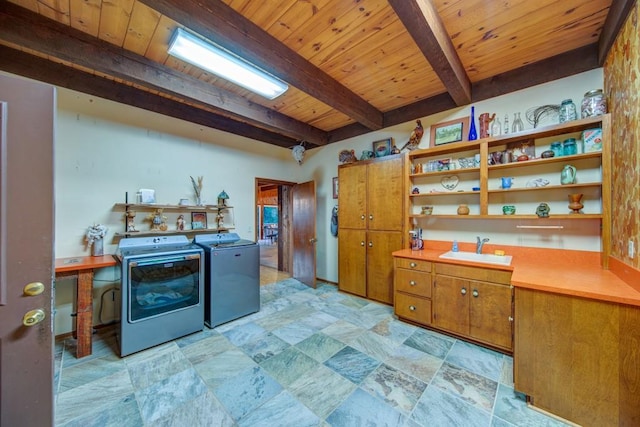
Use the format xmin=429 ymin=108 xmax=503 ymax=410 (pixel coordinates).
xmin=400 ymin=120 xmax=424 ymax=151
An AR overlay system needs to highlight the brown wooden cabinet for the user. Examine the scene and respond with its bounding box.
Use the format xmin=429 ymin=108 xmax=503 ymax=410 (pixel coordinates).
xmin=432 ymin=263 xmax=513 ymax=352
xmin=394 ymin=258 xmax=432 ymax=325
xmin=514 ymin=288 xmax=640 ymax=426
xmin=338 ymin=155 xmax=405 ymax=304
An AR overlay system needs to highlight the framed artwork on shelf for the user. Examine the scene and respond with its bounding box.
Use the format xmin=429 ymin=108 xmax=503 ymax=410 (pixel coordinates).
xmin=430 ymin=117 xmax=469 ymax=146
xmin=332 ymin=177 xmax=339 ymax=199
xmin=191 ymin=212 xmax=207 ymax=229
xmin=372 ymin=138 xmax=392 ymax=157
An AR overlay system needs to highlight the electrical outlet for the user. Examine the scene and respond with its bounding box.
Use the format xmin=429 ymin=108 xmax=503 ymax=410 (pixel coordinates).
xmin=629 ymin=240 xmax=635 ymax=258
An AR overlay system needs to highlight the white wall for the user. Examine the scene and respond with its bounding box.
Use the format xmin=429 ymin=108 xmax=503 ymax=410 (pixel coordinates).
xmin=52 ymin=69 xmax=603 ymax=334
xmin=53 ymin=88 xmax=303 ymax=334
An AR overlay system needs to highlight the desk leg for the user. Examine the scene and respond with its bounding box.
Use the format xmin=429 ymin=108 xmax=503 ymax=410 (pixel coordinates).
xmin=76 ymin=270 xmax=93 ymax=358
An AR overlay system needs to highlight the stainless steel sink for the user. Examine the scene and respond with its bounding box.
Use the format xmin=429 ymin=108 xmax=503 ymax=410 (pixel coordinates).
xmin=439 ymin=251 xmax=513 ymax=266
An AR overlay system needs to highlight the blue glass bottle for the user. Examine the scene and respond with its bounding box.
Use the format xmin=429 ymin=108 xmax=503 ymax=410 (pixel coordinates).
xmin=468 ymin=106 xmax=478 ymax=141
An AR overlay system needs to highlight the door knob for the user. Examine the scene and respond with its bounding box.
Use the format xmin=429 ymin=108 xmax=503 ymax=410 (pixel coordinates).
xmin=369 ymin=215 xmax=373 ymax=220
xmin=360 ymin=241 xmax=365 ymax=246
xmin=23 ymin=282 xmax=45 ymax=296
xmin=461 ymin=287 xmax=467 ymax=295
xmin=23 ymin=309 xmax=45 ymax=326
xmin=409 ymin=305 xmax=416 ymax=311
xmin=309 ymin=237 xmax=317 ymax=244
xmin=368 ymin=242 xmax=373 ymax=247
xmin=472 ymin=289 xmax=479 ymax=297
xmin=409 ymin=280 xmax=417 ymax=286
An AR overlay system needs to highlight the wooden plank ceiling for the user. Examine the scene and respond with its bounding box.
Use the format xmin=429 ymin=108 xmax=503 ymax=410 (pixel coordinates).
xmin=0 ymin=0 xmax=630 ymax=149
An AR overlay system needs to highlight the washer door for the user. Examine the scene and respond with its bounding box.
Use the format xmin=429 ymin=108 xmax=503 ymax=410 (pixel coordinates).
xmin=128 ymin=254 xmax=201 ymax=322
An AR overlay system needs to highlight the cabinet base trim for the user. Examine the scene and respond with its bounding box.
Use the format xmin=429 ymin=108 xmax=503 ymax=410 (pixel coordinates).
xmin=525 ymin=403 xmax=580 ymax=427
xmin=397 ymin=318 xmax=513 ymax=355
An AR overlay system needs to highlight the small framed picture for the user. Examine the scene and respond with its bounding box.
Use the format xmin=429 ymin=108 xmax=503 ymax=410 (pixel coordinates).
xmin=372 ymin=138 xmax=392 ymax=157
xmin=430 ymin=117 xmax=469 ymax=147
xmin=332 ymin=177 xmax=339 ymax=199
xmin=436 ymin=158 xmax=452 ymax=171
xmin=191 ymin=212 xmax=207 ymax=229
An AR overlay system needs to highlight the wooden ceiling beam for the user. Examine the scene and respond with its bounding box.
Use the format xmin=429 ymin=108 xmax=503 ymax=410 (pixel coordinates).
xmin=0 ymin=45 xmax=301 ymax=149
xmin=0 ymin=2 xmax=328 ymax=146
xmin=598 ymin=0 xmax=636 ymax=65
xmin=388 ymin=0 xmax=471 ymax=106
xmin=138 ymin=0 xmax=384 ymax=131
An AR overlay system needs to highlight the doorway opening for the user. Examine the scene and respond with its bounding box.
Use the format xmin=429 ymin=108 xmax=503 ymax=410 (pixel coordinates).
xmin=256 ymin=178 xmax=294 ymax=284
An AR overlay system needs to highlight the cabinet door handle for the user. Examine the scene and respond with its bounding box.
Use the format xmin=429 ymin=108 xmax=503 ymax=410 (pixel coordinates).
xmin=361 ymin=214 xmax=366 ymax=220
xmin=409 ymin=305 xmax=416 ymax=311
xmin=461 ymin=287 xmax=467 ymax=295
xmin=368 ymin=241 xmax=373 ymax=247
xmin=360 ymin=241 xmax=365 ymax=246
xmin=369 ymin=214 xmax=373 ymax=220
xmin=409 ymin=280 xmax=417 ymax=286
xmin=472 ymin=289 xmax=479 ymax=298
xmin=410 ymin=262 xmax=417 ymax=268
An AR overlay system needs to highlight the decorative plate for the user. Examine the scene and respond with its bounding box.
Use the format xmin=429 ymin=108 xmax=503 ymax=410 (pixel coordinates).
xmin=339 ymin=149 xmax=357 ymax=163
xmin=526 ymin=178 xmax=550 ymax=188
xmin=440 ymin=175 xmax=459 ymax=191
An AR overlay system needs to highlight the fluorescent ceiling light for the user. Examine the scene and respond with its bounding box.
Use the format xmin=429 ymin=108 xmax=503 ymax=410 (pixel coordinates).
xmin=168 ymin=28 xmax=288 ymax=100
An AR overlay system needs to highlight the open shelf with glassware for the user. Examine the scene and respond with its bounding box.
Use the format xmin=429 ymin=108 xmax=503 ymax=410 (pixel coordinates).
xmin=113 ymin=203 xmax=235 ymax=237
xmin=407 ymin=114 xmax=611 ymax=262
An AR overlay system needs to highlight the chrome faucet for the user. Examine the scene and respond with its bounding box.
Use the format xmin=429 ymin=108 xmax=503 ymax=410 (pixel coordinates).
xmin=476 ymin=236 xmax=490 ymax=254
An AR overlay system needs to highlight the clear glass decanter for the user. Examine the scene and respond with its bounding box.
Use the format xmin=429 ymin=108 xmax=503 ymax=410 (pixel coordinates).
xmin=512 ymin=112 xmax=524 ymax=133
xmin=491 ymin=116 xmax=502 ymax=136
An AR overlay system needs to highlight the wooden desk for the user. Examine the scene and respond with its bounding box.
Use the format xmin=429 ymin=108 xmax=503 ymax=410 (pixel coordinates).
xmin=55 ymin=255 xmax=116 ymax=358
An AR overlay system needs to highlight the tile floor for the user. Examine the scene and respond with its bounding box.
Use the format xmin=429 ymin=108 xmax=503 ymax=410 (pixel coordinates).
xmin=54 ymin=278 xmax=571 ymax=427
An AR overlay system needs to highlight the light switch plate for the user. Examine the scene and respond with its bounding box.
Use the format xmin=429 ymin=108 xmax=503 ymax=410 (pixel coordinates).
xmin=629 ymin=240 xmax=635 ymax=258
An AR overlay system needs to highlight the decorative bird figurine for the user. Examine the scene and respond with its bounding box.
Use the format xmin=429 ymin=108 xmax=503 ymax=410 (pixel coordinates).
xmin=400 ymin=120 xmax=424 ymax=151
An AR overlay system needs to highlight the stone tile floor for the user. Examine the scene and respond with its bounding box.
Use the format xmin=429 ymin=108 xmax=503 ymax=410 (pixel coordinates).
xmin=54 ymin=279 xmax=571 ymax=426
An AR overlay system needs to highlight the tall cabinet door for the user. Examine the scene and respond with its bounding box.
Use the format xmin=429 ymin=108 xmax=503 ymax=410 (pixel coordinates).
xmin=367 ymin=157 xmax=404 ymax=232
xmin=338 ymin=228 xmax=367 ymax=297
xmin=338 ymin=164 xmax=367 ymax=229
xmin=366 ymin=231 xmax=403 ymax=304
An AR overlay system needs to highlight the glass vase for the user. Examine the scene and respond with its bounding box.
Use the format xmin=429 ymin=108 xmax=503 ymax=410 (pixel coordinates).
xmin=91 ymin=239 xmax=104 ymax=257
xmin=512 ymin=112 xmax=524 ymax=133
xmin=468 ymin=106 xmax=477 ymax=141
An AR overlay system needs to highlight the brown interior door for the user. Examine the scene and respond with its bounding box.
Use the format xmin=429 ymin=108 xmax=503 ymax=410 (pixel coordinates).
xmin=292 ymin=180 xmax=316 ymax=288
xmin=0 ymin=74 xmax=55 ymax=426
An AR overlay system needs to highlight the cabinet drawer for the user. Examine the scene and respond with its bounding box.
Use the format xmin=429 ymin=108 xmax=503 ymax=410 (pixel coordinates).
xmin=395 ymin=269 xmax=431 ymax=298
xmin=395 ymin=257 xmax=431 ymax=272
xmin=395 ymin=293 xmax=431 ymax=325
xmin=435 ymin=262 xmax=511 ymax=285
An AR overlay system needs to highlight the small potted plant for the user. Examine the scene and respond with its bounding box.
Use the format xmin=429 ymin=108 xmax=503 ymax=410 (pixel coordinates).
xmin=85 ymin=223 xmax=108 ymax=256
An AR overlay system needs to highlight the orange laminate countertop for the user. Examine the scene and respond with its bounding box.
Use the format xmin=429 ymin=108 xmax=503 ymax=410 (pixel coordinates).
xmin=393 ymin=244 xmax=640 ymax=308
xmin=55 ymin=255 xmax=117 ymax=273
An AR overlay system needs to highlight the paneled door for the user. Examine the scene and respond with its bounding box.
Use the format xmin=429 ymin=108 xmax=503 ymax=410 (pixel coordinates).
xmin=292 ymin=180 xmax=316 ymax=288
xmin=0 ymin=74 xmax=55 ymax=426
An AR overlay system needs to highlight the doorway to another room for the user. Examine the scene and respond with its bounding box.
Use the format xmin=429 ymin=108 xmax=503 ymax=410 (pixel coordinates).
xmin=256 ymin=179 xmax=292 ymax=285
